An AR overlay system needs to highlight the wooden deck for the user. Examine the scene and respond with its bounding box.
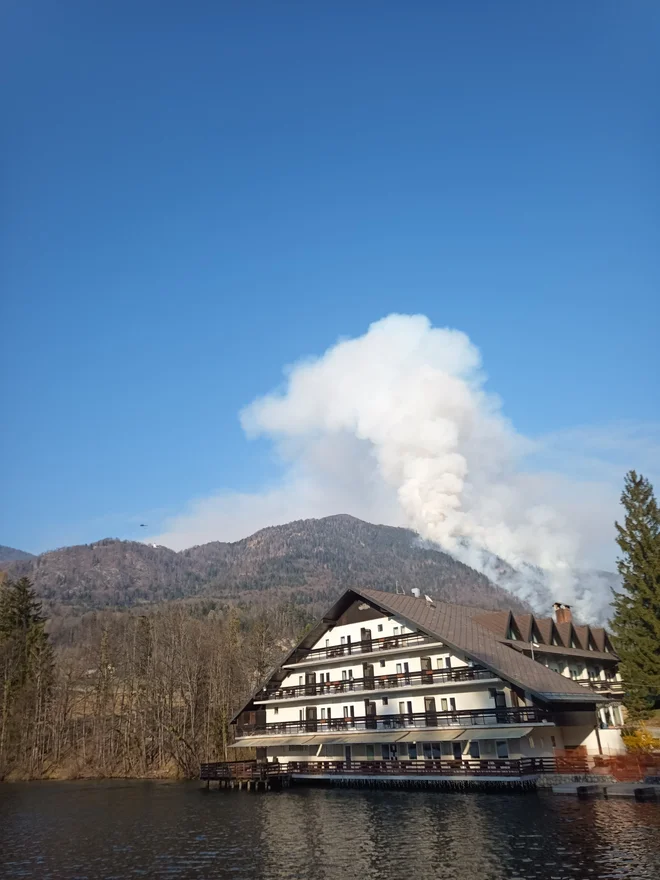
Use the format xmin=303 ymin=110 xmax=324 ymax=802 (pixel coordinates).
xmin=200 ymin=761 xmax=291 ymax=791
xmin=200 ymin=757 xmax=558 ymax=791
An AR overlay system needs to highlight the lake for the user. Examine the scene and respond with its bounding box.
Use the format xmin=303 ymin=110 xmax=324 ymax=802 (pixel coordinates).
xmin=1 ymin=781 xmax=659 ymax=879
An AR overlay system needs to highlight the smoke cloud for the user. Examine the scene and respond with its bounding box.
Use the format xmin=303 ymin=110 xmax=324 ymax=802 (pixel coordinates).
xmin=153 ymin=314 xmax=659 ymax=623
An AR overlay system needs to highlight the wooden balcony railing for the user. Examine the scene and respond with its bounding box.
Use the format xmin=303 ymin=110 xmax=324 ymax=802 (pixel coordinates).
xmin=200 ymin=761 xmax=289 ymax=781
xmin=286 ymin=631 xmax=437 ymax=665
xmin=580 ymin=678 xmax=624 ymax=692
xmin=287 ymin=757 xmax=556 ymax=777
xmin=200 ymin=758 xmax=557 ymax=779
xmin=237 ymin=706 xmax=549 ymax=737
xmin=258 ymin=666 xmax=496 ymax=701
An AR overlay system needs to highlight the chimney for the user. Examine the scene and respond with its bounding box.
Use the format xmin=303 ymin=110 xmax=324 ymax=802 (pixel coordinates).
xmin=553 ymin=602 xmax=572 ymax=624
xmin=411 ymin=588 xmax=421 ymax=599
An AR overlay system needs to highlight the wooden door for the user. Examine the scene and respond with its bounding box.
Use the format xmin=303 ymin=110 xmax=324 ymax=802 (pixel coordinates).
xmin=365 ymin=700 xmax=377 ymax=729
xmin=363 ymin=662 xmax=375 ymax=690
xmin=305 ymin=705 xmax=317 ymax=732
xmin=424 ymin=696 xmax=438 ymax=727
xmin=421 ymin=657 xmax=433 ymax=683
xmin=305 ymin=671 xmax=316 ymax=696
xmin=360 ymin=627 xmax=372 ymax=652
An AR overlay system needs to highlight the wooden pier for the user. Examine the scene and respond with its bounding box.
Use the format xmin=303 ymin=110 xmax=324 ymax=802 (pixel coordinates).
xmin=200 ymin=761 xmax=291 ymax=791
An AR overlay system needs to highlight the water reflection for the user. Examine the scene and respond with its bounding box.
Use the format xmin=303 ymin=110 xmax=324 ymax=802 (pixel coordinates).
xmin=1 ymin=781 xmax=659 ymax=879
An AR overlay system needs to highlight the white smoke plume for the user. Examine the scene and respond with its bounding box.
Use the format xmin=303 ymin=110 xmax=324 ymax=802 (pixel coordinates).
xmin=153 ymin=314 xmax=659 ymax=623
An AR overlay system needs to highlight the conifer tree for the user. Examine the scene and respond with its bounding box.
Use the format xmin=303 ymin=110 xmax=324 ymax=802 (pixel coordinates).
xmin=0 ymin=577 xmax=53 ymax=774
xmin=610 ymin=472 xmax=660 ymax=721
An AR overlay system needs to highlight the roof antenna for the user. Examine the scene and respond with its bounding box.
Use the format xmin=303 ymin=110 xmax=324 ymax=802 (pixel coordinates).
xmin=395 ymin=580 xmax=404 ymax=594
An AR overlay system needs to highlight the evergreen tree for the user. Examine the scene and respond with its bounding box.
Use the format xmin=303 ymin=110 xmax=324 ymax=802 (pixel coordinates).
xmin=0 ymin=577 xmax=53 ymax=775
xmin=610 ymin=472 xmax=660 ymax=721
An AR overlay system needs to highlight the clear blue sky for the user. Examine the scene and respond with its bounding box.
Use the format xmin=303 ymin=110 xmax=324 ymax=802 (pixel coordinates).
xmin=2 ymin=1 xmax=658 ymax=553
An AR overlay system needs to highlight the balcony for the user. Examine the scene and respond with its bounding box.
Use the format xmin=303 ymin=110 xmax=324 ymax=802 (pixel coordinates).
xmin=579 ymin=677 xmax=624 ymax=694
xmin=284 ymin=631 xmax=438 ymax=666
xmin=257 ymin=666 xmax=497 ymax=702
xmin=236 ymin=706 xmax=550 ymax=737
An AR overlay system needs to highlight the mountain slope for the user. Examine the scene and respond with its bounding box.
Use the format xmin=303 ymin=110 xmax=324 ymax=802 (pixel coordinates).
xmin=0 ymin=545 xmax=36 ymax=567
xmin=6 ymin=514 xmax=528 ymax=612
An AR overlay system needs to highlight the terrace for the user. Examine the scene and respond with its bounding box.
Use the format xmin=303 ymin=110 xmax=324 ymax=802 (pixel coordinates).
xmin=236 ymin=706 xmax=550 ymax=737
xmin=256 ymin=665 xmax=498 ymax=702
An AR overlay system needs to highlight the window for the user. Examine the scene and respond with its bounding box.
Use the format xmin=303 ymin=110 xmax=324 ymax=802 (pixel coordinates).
xmin=382 ymin=697 xmax=389 ymax=705
xmin=342 ymin=670 xmax=348 ymax=681
xmin=366 ymin=745 xmax=375 ymax=760
xmin=398 ymin=701 xmax=405 ymax=715
xmin=396 ymin=663 xmax=402 ymax=674
xmin=327 ymin=708 xmax=332 ymax=721
xmin=381 ymin=744 xmax=390 ymax=760
xmin=440 ymin=698 xmax=448 ymax=711
xmin=299 ymin=676 xmax=303 ymax=686
xmin=423 ymin=742 xmax=433 ymax=760
xmin=407 ymin=701 xmax=413 ymax=720
xmin=325 ymin=639 xmax=330 ymax=648
xmin=432 ymin=743 xmax=442 ymax=759
xmin=377 ymin=624 xmax=383 ymax=632
xmin=341 ymin=636 xmax=346 ymax=645
xmin=469 ymin=741 xmax=480 ymax=759
xmin=496 ymin=740 xmax=509 ymax=759
xmin=343 ymin=706 xmax=349 ymax=717
xmin=437 ymin=658 xmax=443 ymax=670
xmin=445 ymin=657 xmax=452 ymax=669
xmin=393 ymin=627 xmax=399 ymax=636
xmin=441 ymin=741 xmax=452 ymax=756
xmin=299 ymin=710 xmax=304 ymax=721
xmin=449 ymin=698 xmax=456 ymax=712
xmin=274 ymin=707 xmax=278 ymax=715
xmin=408 ymin=742 xmax=418 ymax=760
xmin=380 ymin=659 xmax=386 ymax=667
xmin=321 ymin=708 xmax=326 ymax=719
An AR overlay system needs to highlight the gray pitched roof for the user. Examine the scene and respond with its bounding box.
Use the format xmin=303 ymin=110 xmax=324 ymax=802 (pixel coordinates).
xmin=231 ymin=587 xmax=615 ymax=722
xmin=358 ymin=589 xmax=598 ymax=702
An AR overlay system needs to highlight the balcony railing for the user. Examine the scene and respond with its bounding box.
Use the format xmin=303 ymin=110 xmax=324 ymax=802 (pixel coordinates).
xmin=579 ymin=678 xmax=624 ymax=692
xmin=285 ymin=631 xmax=437 ymax=665
xmin=258 ymin=666 xmax=496 ymax=701
xmin=287 ymin=757 xmax=557 ymax=777
xmin=200 ymin=757 xmax=558 ymax=780
xmin=237 ymin=706 xmax=549 ymax=737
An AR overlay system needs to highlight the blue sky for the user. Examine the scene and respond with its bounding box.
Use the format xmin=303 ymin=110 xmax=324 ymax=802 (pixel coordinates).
xmin=2 ymin=1 xmax=658 ymax=556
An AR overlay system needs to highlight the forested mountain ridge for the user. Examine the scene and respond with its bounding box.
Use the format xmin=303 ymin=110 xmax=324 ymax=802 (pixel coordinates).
xmin=5 ymin=514 xmax=527 ymax=612
xmin=0 ymin=544 xmax=35 ymax=566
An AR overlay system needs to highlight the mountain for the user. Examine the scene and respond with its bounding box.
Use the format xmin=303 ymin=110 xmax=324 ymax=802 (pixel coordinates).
xmin=5 ymin=514 xmax=528 ymax=612
xmin=0 ymin=545 xmax=36 ymax=567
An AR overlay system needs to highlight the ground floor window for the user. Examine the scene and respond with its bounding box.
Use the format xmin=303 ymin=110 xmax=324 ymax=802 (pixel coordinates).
xmin=496 ymin=740 xmax=509 ymax=758
xmin=408 ymin=742 xmax=417 ymax=760
xmin=366 ymin=745 xmax=375 ymax=760
xmin=469 ymin=741 xmax=480 ymax=759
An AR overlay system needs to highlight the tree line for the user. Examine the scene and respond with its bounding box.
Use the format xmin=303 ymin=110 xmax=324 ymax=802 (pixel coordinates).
xmin=0 ymin=588 xmax=310 ymax=780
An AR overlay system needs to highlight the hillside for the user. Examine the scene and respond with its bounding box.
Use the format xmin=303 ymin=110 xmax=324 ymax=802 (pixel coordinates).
xmin=0 ymin=545 xmax=35 ymax=567
xmin=5 ymin=515 xmax=528 ymax=612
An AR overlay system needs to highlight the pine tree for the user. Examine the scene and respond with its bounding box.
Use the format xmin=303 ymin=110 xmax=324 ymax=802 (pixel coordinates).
xmin=0 ymin=577 xmax=54 ymax=775
xmin=610 ymin=472 xmax=660 ymax=722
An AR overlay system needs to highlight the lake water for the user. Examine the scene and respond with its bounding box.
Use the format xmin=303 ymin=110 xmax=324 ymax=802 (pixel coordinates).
xmin=1 ymin=780 xmax=659 ymax=879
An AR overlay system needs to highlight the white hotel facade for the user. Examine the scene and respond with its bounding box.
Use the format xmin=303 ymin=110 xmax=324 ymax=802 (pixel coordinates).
xmin=231 ymin=588 xmax=625 ymax=779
